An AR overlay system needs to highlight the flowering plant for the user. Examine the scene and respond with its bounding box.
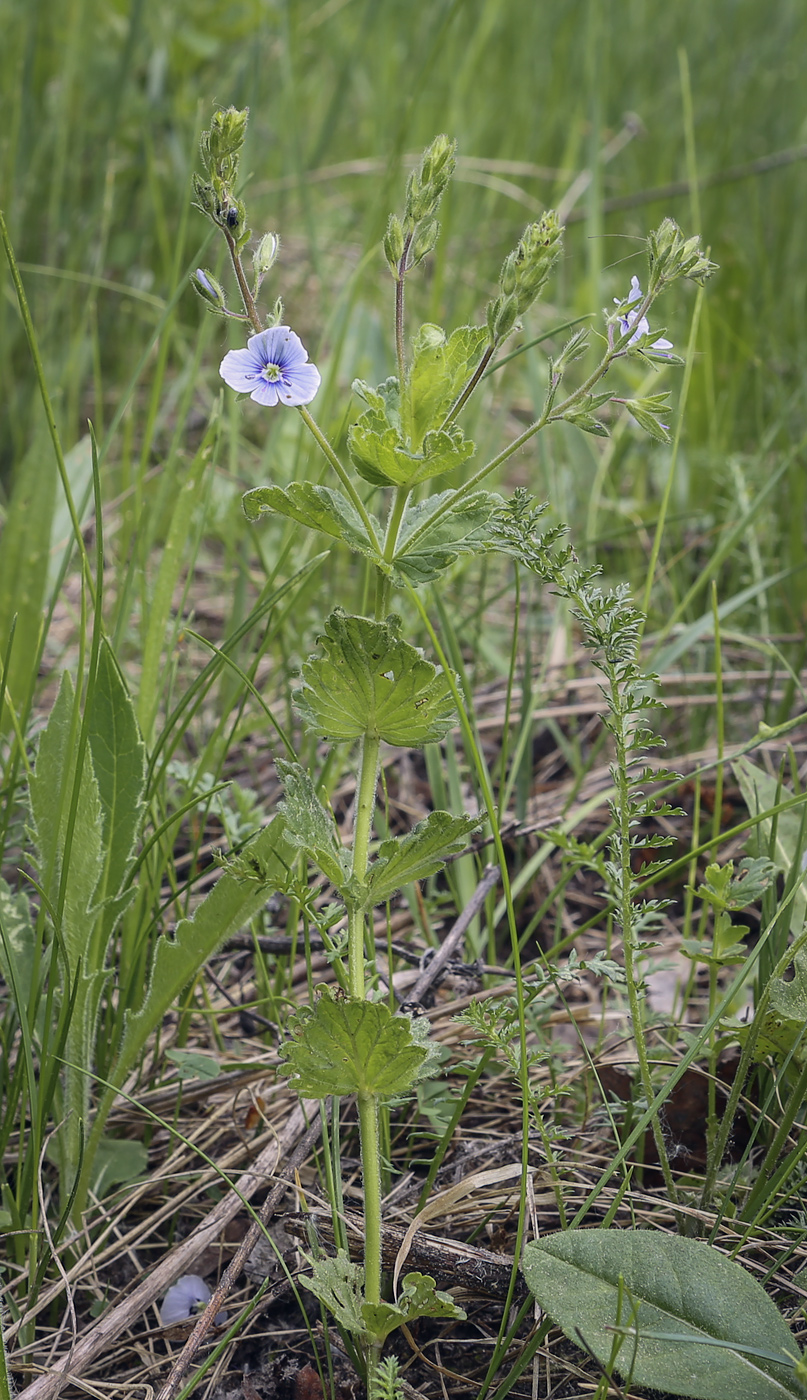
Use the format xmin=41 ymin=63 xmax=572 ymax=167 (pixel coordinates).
xmin=190 ymin=107 xmax=717 ymax=1397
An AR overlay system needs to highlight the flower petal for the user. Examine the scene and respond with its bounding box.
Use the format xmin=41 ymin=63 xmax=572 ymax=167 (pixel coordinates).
xmin=220 ymin=347 xmax=263 ymax=392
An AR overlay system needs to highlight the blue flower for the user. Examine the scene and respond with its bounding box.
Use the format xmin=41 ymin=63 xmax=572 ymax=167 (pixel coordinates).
xmin=615 ymin=276 xmax=673 ymax=352
xmin=219 ymin=326 xmax=321 ymax=406
xmin=161 ymin=1274 xmax=227 ymax=1328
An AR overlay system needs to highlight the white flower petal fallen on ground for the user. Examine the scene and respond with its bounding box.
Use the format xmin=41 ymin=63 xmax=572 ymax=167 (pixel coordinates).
xmin=160 ymin=1274 xmax=227 ymax=1327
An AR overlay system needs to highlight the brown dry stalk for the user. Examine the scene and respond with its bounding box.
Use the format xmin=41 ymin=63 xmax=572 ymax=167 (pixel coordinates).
xmin=18 ymin=1100 xmax=322 ymax=1400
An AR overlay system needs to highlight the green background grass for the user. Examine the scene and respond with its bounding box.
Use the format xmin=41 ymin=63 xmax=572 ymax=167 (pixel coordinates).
xmin=2 ymin=0 xmax=806 ymax=681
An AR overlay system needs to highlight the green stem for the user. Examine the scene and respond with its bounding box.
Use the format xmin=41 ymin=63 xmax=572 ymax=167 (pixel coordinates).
xmin=348 ymin=732 xmax=381 ymax=999
xmin=296 ymin=405 xmax=382 ymax=555
xmin=357 ymin=1091 xmax=383 ymax=1306
xmin=609 ymin=682 xmax=679 ymax=1207
xmin=439 ymin=341 xmax=496 ymax=428
xmin=226 ymin=228 xmax=262 ymax=332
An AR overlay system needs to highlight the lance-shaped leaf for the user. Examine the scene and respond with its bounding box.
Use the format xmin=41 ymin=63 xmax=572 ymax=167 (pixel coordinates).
xmin=294 ymin=610 xmax=457 ymax=746
xmin=242 ymin=482 xmax=382 ymax=563
xmin=348 ymin=417 xmax=475 ymax=488
xmin=282 ymin=993 xmax=428 ymax=1098
xmin=523 ymin=1230 xmax=804 ymax=1400
xmin=362 ymin=1272 xmax=467 ymax=1345
xmin=276 ymin=759 xmax=352 ymax=892
xmin=366 ymin=811 xmax=479 ymax=906
xmin=409 ymin=323 xmax=489 ymax=449
xmin=393 ymin=489 xmax=501 ymax=584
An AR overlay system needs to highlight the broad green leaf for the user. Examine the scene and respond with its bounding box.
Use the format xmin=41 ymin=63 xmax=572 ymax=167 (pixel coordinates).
xmin=89 ymin=640 xmax=147 ymax=919
xmin=393 ymin=490 xmax=501 ymax=584
xmin=0 ymin=424 xmax=58 ymax=732
xmin=164 ymin=1048 xmax=221 ymax=1081
xmin=282 ymin=994 xmax=427 ymax=1098
xmin=352 ymin=376 xmax=402 ymax=431
xmin=362 ymin=1271 xmax=466 ymax=1344
xmin=107 ymin=817 xmax=294 ymax=1103
xmin=409 ymin=323 xmax=489 ymax=450
xmin=242 ymin=482 xmax=381 ymax=563
xmin=348 ymin=418 xmax=475 ymax=488
xmin=366 ymin=811 xmax=479 ymax=906
xmin=733 ymin=757 xmax=807 ymax=934
xmin=294 ymin=610 xmax=457 ymax=747
xmin=90 ymin=1138 xmax=149 ymax=1198
xmin=733 ymin=947 xmax=807 ymax=1070
xmin=276 ymin=759 xmax=352 ymax=892
xmin=300 ymin=1251 xmax=365 ymax=1336
xmin=28 ymin=672 xmax=105 ymax=959
xmin=523 ymin=1230 xmax=804 ymax=1400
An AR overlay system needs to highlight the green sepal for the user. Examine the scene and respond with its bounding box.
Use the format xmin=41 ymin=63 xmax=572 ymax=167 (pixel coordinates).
xmin=409 ymin=323 xmax=489 ymax=449
xmin=294 ymin=610 xmax=457 ymax=746
xmin=361 ymin=1272 xmax=467 ymax=1345
xmin=393 ymin=489 xmax=501 ymax=584
xmin=560 ymin=390 xmax=614 ymax=438
xmin=281 ymin=992 xmax=428 ymax=1097
xmin=242 ymin=482 xmax=382 ymax=564
xmin=366 ymin=811 xmax=479 ymax=906
xmin=623 ymin=392 xmax=674 ymax=443
xmin=276 ymin=760 xmax=352 ymax=893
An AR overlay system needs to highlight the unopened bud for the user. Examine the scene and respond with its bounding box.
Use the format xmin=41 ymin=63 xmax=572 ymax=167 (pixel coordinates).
xmin=409 ymin=215 xmax=440 ymax=267
xmin=405 ymin=135 xmax=457 ymax=223
xmin=190 ymin=268 xmax=226 ymax=310
xmin=487 ymin=293 xmax=519 ymax=343
xmin=500 ymin=213 xmax=564 ymax=316
xmin=253 ymin=232 xmax=280 ymax=281
xmin=206 ymin=107 xmax=249 ymax=163
xmin=647 ymin=218 xmax=718 ymax=288
xmin=192 ymin=175 xmax=217 ymax=220
xmin=384 ymin=214 xmax=405 ymax=276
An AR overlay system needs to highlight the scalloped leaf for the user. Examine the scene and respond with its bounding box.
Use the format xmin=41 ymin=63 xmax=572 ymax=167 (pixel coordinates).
xmin=523 ymin=1230 xmax=804 ymax=1400
xmin=348 ymin=417 xmax=475 ymax=488
xmin=282 ymin=993 xmax=428 ymax=1098
xmin=242 ymin=482 xmax=381 ymax=562
xmin=362 ymin=1271 xmax=467 ymax=1344
xmin=294 ymin=610 xmax=457 ymax=747
xmin=393 ymin=489 xmax=501 ymax=583
xmin=276 ymin=759 xmax=352 ymax=892
xmin=409 ymin=323 xmax=489 ymax=450
xmin=366 ymin=810 xmax=479 ymax=906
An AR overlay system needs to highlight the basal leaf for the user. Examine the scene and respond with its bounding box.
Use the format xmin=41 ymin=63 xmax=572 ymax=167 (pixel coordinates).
xmin=300 ymin=1251 xmax=365 ymax=1336
xmin=276 ymin=759 xmax=352 ymax=892
xmin=108 ymin=817 xmax=294 ymax=1102
xmin=523 ymin=1230 xmax=804 ymax=1400
xmin=282 ymin=994 xmax=428 ymax=1098
xmin=733 ymin=758 xmax=807 ymax=934
xmin=362 ymin=1271 xmax=466 ymax=1344
xmin=366 ymin=811 xmax=479 ymax=906
xmin=89 ymin=639 xmax=147 ymax=920
xmin=733 ymin=947 xmax=807 ymax=1070
xmin=409 ymin=323 xmax=489 ymax=450
xmin=294 ymin=610 xmax=457 ymax=747
xmin=0 ymin=879 xmax=43 ymax=1014
xmin=393 ymin=489 xmax=501 ymax=583
xmin=242 ymin=482 xmax=381 ymax=563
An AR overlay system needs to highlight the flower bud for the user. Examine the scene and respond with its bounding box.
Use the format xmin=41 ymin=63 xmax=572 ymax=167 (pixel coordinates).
xmin=404 ymin=135 xmax=457 ymax=223
xmin=409 ymin=215 xmax=440 ymax=267
xmin=647 ymin=218 xmax=718 ymax=289
xmin=383 ymin=214 xmax=405 ymax=276
xmin=206 ymin=107 xmax=249 ymax=163
xmin=486 ymin=293 xmax=519 ymax=343
xmin=253 ymin=232 xmax=280 ymax=281
xmin=500 ymin=213 xmax=564 ymax=316
xmin=190 ymin=268 xmax=226 ymax=310
xmin=192 ymin=175 xmax=217 ymax=220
